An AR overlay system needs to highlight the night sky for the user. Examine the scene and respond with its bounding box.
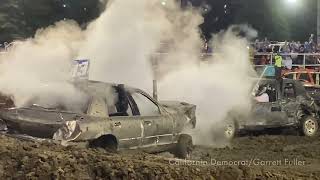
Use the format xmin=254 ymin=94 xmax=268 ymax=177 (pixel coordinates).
xmin=25 ymin=0 xmax=319 ymax=41
xmin=197 ymin=0 xmax=317 ymax=41
xmin=0 ymin=0 xmax=318 ymax=42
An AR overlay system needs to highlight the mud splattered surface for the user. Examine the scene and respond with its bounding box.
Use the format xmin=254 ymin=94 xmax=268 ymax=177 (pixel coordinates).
xmin=0 ymin=134 xmax=319 ymax=180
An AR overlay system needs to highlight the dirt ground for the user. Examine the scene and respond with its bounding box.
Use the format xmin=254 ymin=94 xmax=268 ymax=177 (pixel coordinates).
xmin=0 ymin=134 xmax=319 ymax=180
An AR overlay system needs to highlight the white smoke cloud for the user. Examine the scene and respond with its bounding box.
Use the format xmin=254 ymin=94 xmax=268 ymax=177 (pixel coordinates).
xmin=0 ymin=0 xmax=256 ymax=146
xmin=158 ymin=27 xmax=256 ymax=146
xmin=0 ymin=0 xmax=186 ymax=108
xmin=79 ymin=0 xmax=196 ymax=93
xmin=0 ymin=21 xmax=86 ymax=110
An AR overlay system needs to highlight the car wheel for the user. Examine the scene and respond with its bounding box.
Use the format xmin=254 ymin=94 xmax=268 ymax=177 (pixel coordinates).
xmin=173 ymin=134 xmax=193 ymax=159
xmin=224 ymin=119 xmax=237 ymax=140
xmin=301 ymin=116 xmax=319 ymax=137
xmin=90 ymin=135 xmax=118 ymax=153
xmin=103 ymin=139 xmax=118 ymax=152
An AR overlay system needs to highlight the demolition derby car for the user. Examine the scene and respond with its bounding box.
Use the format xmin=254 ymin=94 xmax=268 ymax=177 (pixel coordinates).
xmin=0 ymin=81 xmax=196 ymax=158
xmin=224 ymin=79 xmax=320 ymax=138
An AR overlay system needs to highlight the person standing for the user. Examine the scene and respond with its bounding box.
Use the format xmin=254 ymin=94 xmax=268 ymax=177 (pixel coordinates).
xmin=283 ymin=55 xmax=293 ymax=70
xmin=263 ymin=37 xmax=270 ymax=52
xmin=309 ymin=34 xmax=315 ymax=45
xmin=282 ymin=41 xmax=290 ymax=53
xmin=274 ymin=53 xmax=283 ymax=81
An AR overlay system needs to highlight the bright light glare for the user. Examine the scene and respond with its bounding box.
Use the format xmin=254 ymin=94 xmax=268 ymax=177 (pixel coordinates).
xmin=161 ymin=1 xmax=166 ymax=6
xmin=287 ymin=0 xmax=297 ymax=3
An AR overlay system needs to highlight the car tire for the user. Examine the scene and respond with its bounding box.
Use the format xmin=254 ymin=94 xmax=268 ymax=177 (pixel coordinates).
xmin=223 ymin=119 xmax=238 ymax=140
xmin=103 ymin=139 xmax=118 ymax=152
xmin=300 ymin=116 xmax=319 ymax=137
xmin=90 ymin=135 xmax=118 ymax=153
xmin=173 ymin=134 xmax=193 ymax=159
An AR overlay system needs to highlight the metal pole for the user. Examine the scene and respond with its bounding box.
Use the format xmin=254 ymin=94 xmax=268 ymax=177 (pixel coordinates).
xmin=153 ymin=80 xmax=158 ymax=101
xmin=152 ymin=54 xmax=159 ymax=101
xmin=303 ymin=54 xmax=306 ymax=69
xmin=318 ymin=0 xmax=320 ymax=45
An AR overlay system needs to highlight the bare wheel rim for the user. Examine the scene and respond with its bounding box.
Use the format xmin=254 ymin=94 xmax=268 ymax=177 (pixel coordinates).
xmin=304 ymin=119 xmax=317 ymax=136
xmin=225 ymin=124 xmax=235 ymax=138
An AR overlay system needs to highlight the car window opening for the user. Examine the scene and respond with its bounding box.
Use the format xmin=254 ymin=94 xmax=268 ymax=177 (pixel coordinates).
xmin=131 ymin=92 xmax=160 ymax=116
xmin=108 ymin=85 xmax=133 ymax=117
xmin=255 ymin=83 xmax=276 ymax=103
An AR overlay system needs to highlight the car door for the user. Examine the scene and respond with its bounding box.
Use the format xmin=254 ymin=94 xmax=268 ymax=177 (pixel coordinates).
xmin=280 ymin=82 xmax=300 ymax=123
xmin=252 ymin=101 xmax=285 ymax=126
xmin=129 ymin=91 xmax=173 ymax=147
xmin=103 ymin=85 xmax=144 ymax=150
xmin=84 ymin=93 xmax=143 ymax=150
xmin=252 ymin=83 xmax=287 ymax=126
xmin=110 ymin=115 xmax=143 ymax=149
xmin=86 ymin=84 xmax=142 ymax=149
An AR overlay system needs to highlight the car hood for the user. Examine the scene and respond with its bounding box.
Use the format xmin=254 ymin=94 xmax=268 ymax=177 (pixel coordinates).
xmin=159 ymin=101 xmax=196 ymax=128
xmin=159 ymin=100 xmax=194 ymax=110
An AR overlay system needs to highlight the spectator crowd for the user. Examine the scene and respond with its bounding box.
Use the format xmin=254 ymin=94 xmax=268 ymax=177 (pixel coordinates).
xmin=252 ymin=34 xmax=320 ymax=68
xmin=253 ymin=34 xmax=320 ymax=53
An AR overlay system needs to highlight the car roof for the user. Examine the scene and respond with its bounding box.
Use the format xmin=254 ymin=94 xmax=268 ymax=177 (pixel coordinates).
xmin=80 ymin=81 xmax=155 ymax=103
xmin=74 ymin=80 xmax=138 ymax=96
xmin=86 ymin=80 xmax=135 ymax=89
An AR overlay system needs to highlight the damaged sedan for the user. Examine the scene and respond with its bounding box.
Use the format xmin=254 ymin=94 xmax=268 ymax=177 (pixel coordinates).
xmin=224 ymin=79 xmax=320 ymax=139
xmin=0 ymin=81 xmax=196 ymax=158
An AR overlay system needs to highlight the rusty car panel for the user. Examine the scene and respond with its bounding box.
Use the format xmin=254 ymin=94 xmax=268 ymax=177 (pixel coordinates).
xmin=0 ymin=81 xmax=196 ymax=155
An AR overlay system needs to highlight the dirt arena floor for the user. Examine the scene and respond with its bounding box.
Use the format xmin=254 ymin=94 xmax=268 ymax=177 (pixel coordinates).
xmin=0 ymin=134 xmax=319 ymax=180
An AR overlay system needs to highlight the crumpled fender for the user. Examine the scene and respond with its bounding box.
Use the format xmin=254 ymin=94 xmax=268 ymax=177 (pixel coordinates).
xmin=159 ymin=101 xmax=196 ymax=128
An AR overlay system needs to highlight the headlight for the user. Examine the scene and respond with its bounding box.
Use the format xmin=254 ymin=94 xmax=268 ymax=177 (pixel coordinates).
xmin=53 ymin=120 xmax=81 ymax=142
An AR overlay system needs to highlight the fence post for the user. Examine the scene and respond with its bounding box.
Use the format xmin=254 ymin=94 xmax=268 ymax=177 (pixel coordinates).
xmin=303 ymin=54 xmax=306 ymax=69
xmin=270 ymin=54 xmax=273 ymax=65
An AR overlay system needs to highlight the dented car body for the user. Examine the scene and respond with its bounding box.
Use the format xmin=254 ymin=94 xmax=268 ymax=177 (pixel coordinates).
xmin=0 ymin=81 xmax=196 ymax=157
xmin=226 ymin=79 xmax=320 ymax=138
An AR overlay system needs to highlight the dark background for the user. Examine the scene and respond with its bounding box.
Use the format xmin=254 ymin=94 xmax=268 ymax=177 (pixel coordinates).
xmin=201 ymin=0 xmax=317 ymax=42
xmin=0 ymin=0 xmax=317 ymax=43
